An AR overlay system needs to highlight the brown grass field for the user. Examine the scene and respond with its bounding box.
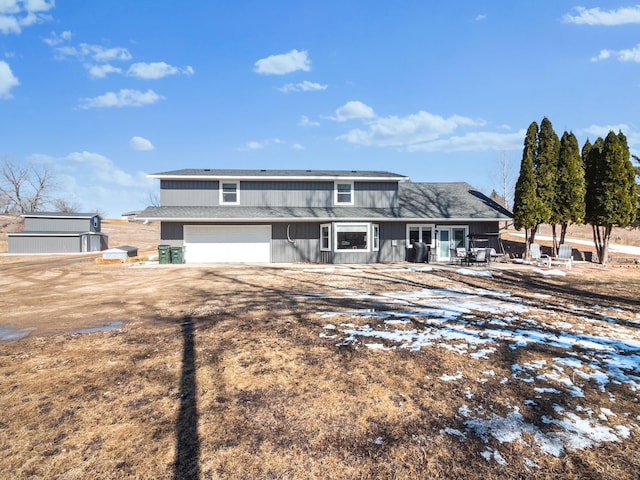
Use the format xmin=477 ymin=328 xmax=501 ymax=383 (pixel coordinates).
xmin=1 ymin=218 xmax=640 ymax=479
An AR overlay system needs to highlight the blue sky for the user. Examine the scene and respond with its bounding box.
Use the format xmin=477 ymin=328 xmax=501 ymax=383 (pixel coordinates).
xmin=1 ymin=1 xmax=639 ymax=217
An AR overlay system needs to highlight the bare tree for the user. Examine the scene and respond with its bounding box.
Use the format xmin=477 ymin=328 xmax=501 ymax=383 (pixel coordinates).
xmin=148 ymin=191 xmax=160 ymax=207
xmin=52 ymin=197 xmax=82 ymax=213
xmin=0 ymin=157 xmax=55 ymax=214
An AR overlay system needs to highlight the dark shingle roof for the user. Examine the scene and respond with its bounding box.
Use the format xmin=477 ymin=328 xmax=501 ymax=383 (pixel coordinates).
xmin=148 ymin=169 xmax=407 ymax=180
xmin=138 ymin=205 xmax=399 ymax=221
xmin=139 ymin=182 xmax=512 ymax=222
xmin=398 ymin=182 xmax=512 ymax=220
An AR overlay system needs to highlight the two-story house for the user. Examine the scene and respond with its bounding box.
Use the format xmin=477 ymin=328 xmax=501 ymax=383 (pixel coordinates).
xmin=138 ymin=169 xmax=511 ymax=264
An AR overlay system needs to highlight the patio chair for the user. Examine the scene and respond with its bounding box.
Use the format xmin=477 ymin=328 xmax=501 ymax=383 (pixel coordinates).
xmin=529 ymin=243 xmax=550 ymax=267
xmin=550 ymin=244 xmax=573 ymax=269
xmin=471 ymin=248 xmax=489 ymax=266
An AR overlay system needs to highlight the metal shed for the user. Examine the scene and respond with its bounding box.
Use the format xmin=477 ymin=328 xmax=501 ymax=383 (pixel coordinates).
xmin=7 ymin=212 xmax=108 ymax=254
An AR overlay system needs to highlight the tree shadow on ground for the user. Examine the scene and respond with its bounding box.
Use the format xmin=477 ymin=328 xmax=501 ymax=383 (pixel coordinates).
xmin=173 ymin=315 xmax=199 ymax=480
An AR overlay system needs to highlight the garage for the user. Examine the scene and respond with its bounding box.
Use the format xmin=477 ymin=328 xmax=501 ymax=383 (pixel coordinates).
xmin=183 ymin=225 xmax=272 ymax=263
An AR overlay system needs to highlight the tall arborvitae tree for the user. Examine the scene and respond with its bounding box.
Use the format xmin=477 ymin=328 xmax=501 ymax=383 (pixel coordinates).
xmin=513 ymin=121 xmax=543 ymax=258
xmin=584 ymin=131 xmax=638 ymax=264
xmin=632 ymin=154 xmax=640 ymax=227
xmin=555 ymin=131 xmax=586 ymax=245
xmin=535 ymin=117 xmax=560 ymax=253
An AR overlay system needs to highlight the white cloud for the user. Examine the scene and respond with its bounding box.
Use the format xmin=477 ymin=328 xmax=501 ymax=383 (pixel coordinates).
xmin=292 ymin=143 xmax=304 ymax=150
xmin=475 ymin=14 xmax=487 ymax=21
xmin=129 ymin=136 xmax=155 ymax=151
xmin=0 ymin=60 xmax=19 ymax=98
xmin=580 ymin=123 xmax=630 ymax=138
xmin=43 ymin=30 xmax=70 ymax=46
xmin=563 ymin=5 xmax=640 ymax=25
xmin=127 ymin=61 xmax=194 ymax=80
xmin=299 ymin=115 xmax=320 ymax=127
xmin=331 ymin=100 xmax=376 ymax=122
xmin=278 ymin=80 xmax=327 ymax=92
xmin=237 ymin=138 xmax=284 ymax=151
xmin=79 ymin=89 xmax=164 ymax=109
xmin=591 ymin=44 xmax=640 ymax=63
xmin=337 ymin=109 xmax=489 ymax=149
xmin=254 ymin=49 xmax=311 ymax=75
xmin=0 ymin=15 xmax=20 ymax=34
xmin=32 ymin=151 xmax=155 ymax=217
xmin=46 ymin=36 xmax=132 ymax=62
xmin=406 ymin=129 xmax=526 ymax=153
xmin=86 ymin=64 xmax=122 ymax=78
xmin=0 ymin=0 xmax=54 ymax=34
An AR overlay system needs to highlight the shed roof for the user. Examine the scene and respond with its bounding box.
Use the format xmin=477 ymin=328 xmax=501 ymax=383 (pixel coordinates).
xmin=22 ymin=212 xmax=100 ymax=219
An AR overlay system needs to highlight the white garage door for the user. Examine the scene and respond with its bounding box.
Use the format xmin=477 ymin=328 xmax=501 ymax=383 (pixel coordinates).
xmin=184 ymin=225 xmax=272 ymax=263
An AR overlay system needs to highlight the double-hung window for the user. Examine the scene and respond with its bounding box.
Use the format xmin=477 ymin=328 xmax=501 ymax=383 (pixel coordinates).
xmin=334 ymin=181 xmax=354 ymax=205
xmin=320 ymin=224 xmax=331 ymax=251
xmin=220 ymin=181 xmax=239 ymax=205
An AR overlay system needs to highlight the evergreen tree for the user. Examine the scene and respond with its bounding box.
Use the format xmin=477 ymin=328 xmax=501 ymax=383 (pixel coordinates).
xmin=632 ymin=154 xmax=640 ymax=227
xmin=584 ymin=131 xmax=638 ymax=264
xmin=555 ymin=131 xmax=585 ymax=245
xmin=513 ymin=121 xmax=543 ymax=258
xmin=535 ymin=117 xmax=560 ymax=252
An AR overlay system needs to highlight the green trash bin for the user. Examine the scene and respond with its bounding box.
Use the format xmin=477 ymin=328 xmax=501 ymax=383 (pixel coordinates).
xmin=170 ymin=246 xmax=184 ymax=264
xmin=158 ymin=245 xmax=171 ymax=264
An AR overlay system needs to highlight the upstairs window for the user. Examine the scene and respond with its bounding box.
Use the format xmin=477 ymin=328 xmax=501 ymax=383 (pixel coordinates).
xmin=334 ymin=181 xmax=354 ymax=205
xmin=220 ymin=181 xmax=239 ymax=204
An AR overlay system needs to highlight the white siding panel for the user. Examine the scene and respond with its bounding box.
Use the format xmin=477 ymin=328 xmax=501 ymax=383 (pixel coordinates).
xmin=184 ymin=225 xmax=271 ymax=263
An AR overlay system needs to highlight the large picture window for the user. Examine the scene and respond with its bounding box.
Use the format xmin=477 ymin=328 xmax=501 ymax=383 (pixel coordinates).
xmin=220 ymin=181 xmax=239 ymax=204
xmin=335 ymin=223 xmax=368 ymax=251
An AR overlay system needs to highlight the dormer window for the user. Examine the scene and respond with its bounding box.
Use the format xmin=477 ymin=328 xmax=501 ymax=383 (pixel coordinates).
xmin=334 ymin=181 xmax=354 ymax=205
xmin=220 ymin=181 xmax=239 ymax=205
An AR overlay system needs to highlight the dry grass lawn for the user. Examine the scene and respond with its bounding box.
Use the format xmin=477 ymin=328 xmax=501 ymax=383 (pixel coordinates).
xmin=1 ymin=218 xmax=640 ymax=479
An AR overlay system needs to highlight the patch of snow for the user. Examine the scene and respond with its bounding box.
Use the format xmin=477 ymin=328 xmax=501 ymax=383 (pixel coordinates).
xmin=440 ymin=428 xmax=466 ymax=438
xmin=315 ymin=283 xmax=640 ymax=458
xmin=456 ymin=268 xmax=493 ymax=277
xmin=533 ymin=268 xmax=566 ymax=276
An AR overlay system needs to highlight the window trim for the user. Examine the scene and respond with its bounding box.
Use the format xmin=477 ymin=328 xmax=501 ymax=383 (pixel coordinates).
xmin=372 ymin=224 xmax=380 ymax=252
xmin=334 ymin=181 xmax=354 ymax=206
xmin=219 ymin=180 xmax=240 ymax=205
xmin=334 ymin=222 xmax=370 ymax=252
xmin=406 ymin=224 xmax=434 ymax=248
xmin=320 ymin=223 xmax=331 ymax=251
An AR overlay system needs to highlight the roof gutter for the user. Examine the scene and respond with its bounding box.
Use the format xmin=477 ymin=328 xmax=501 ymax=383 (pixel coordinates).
xmin=136 ymin=216 xmax=512 ymax=223
xmin=148 ymin=174 xmax=409 ymax=182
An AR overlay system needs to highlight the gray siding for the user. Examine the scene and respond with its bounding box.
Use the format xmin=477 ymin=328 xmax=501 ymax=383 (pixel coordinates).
xmin=160 ymin=180 xmax=217 ymax=207
xmin=354 ymin=182 xmax=398 ymax=208
xmin=160 ymin=180 xmax=400 ymax=208
xmin=241 ymin=181 xmax=332 ymax=207
xmin=159 ymin=220 xmax=499 ymax=263
xmin=8 ymin=235 xmax=82 ymax=254
xmin=24 ymin=216 xmax=97 ymax=232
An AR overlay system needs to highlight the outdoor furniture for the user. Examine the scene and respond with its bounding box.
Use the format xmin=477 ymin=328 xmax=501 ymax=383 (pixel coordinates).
xmin=550 ymin=244 xmax=573 ymax=269
xmin=450 ymin=247 xmax=466 ymax=264
xmin=466 ymin=247 xmax=490 ymax=266
xmin=530 ymin=243 xmax=550 ymax=267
